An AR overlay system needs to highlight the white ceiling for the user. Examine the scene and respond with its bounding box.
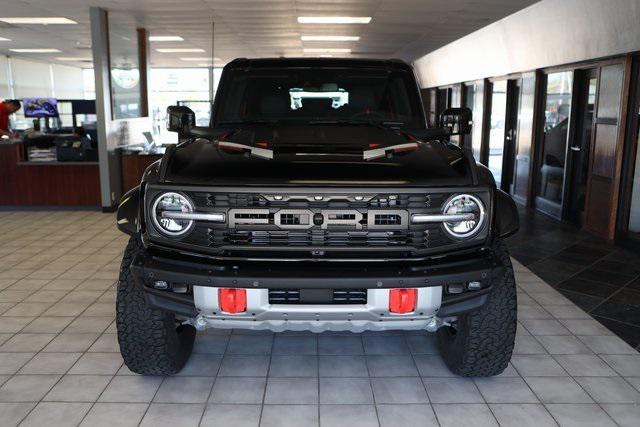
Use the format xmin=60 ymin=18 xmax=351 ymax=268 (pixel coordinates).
xmin=0 ymin=0 xmax=539 ymax=69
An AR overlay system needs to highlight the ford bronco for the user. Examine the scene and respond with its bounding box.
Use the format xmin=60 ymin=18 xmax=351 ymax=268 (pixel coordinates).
xmin=116 ymin=58 xmax=519 ymax=377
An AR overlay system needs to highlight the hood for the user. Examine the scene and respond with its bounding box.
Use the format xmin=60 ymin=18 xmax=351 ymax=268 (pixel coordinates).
xmin=163 ymin=124 xmax=472 ymax=187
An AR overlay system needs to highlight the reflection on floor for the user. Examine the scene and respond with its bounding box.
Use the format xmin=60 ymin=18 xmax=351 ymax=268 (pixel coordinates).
xmin=0 ymin=210 xmax=639 ymax=426
xmin=506 ymin=207 xmax=640 ymax=351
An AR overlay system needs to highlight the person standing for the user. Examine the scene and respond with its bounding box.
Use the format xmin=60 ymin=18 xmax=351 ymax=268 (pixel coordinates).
xmin=0 ymin=99 xmax=21 ymax=138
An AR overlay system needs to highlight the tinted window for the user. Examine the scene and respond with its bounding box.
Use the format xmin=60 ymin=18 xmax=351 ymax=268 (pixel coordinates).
xmin=214 ymin=67 xmax=424 ymax=128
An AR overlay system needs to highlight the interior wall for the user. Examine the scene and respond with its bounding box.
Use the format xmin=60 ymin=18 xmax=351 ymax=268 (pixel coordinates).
xmin=413 ymin=0 xmax=640 ymax=88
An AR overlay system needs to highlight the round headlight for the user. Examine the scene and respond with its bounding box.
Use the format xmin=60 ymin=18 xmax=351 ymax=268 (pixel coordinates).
xmin=442 ymin=194 xmax=485 ymax=238
xmin=151 ymin=192 xmax=195 ymax=237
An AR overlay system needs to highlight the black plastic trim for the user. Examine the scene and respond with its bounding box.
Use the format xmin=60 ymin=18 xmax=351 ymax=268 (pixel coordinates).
xmin=143 ymin=289 xmax=197 ymax=318
xmin=129 ymin=247 xmax=503 ymax=290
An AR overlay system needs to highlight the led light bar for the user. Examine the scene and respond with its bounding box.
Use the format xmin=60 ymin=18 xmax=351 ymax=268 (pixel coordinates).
xmin=411 ymin=213 xmax=476 ymax=223
xmin=160 ymin=212 xmax=226 ymax=222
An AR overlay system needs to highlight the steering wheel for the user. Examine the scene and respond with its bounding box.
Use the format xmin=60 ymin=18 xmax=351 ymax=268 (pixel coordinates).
xmin=350 ymin=110 xmax=386 ymax=122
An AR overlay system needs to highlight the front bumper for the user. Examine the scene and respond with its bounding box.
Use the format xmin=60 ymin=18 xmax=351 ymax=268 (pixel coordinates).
xmin=130 ymin=246 xmax=504 ymax=332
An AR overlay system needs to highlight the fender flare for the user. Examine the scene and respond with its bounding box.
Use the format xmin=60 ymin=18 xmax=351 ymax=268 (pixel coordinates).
xmin=116 ymin=186 xmax=141 ymax=236
xmin=495 ymin=189 xmax=519 ymax=238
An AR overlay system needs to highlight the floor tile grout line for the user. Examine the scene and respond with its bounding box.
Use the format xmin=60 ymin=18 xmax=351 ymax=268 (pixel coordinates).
xmin=256 ymin=332 xmax=277 ymax=426
xmin=4 ymin=237 xmax=119 ymax=426
xmin=196 ymin=328 xmax=232 ymax=426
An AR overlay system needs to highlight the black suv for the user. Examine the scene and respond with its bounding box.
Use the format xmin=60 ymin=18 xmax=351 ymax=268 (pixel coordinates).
xmin=116 ymin=58 xmax=519 ymax=377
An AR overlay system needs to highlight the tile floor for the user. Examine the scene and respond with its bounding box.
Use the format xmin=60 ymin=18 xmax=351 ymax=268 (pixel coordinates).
xmin=506 ymin=208 xmax=640 ymax=350
xmin=0 ymin=210 xmax=639 ymax=426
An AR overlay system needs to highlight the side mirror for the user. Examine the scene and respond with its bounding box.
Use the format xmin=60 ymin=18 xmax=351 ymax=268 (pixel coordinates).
xmin=167 ymin=106 xmax=195 ymax=134
xmin=439 ymin=107 xmax=472 ymax=136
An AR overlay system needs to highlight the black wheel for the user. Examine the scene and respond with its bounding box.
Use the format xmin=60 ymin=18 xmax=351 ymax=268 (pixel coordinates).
xmin=116 ymin=235 xmax=196 ymax=375
xmin=437 ymin=239 xmax=517 ymax=377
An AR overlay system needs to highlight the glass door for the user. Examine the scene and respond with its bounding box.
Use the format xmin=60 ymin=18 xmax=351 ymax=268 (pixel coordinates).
xmin=619 ymin=59 xmax=640 ymax=249
xmin=488 ymin=80 xmax=508 ymax=188
xmin=535 ymin=71 xmax=574 ymax=219
xmin=565 ymin=69 xmax=598 ymax=226
xmin=487 ymin=79 xmax=521 ymax=192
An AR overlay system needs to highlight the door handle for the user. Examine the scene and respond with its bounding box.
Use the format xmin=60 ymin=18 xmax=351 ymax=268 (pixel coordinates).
xmin=570 ymin=146 xmax=581 ymax=152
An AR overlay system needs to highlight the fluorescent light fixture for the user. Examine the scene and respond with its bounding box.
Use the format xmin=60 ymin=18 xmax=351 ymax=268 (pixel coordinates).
xmin=298 ymin=16 xmax=371 ymax=24
xmin=301 ymin=35 xmax=359 ymax=41
xmin=56 ymin=57 xmax=92 ymax=61
xmin=0 ymin=37 xmax=11 ymax=41
xmin=149 ymin=35 xmax=184 ymax=42
xmin=10 ymin=48 xmax=61 ymax=53
xmin=0 ymin=17 xmax=77 ymax=25
xmin=303 ymin=48 xmax=351 ymax=53
xmin=156 ymin=48 xmax=205 ymax=53
xmin=179 ymin=57 xmax=220 ymax=61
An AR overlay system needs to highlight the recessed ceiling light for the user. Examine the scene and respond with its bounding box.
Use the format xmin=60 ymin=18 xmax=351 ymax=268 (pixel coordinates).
xmin=0 ymin=37 xmax=11 ymax=41
xmin=301 ymin=36 xmax=360 ymax=42
xmin=149 ymin=36 xmax=184 ymax=42
xmin=319 ymin=54 xmax=333 ymax=57
xmin=56 ymin=57 xmax=92 ymax=61
xmin=10 ymin=48 xmax=61 ymax=53
xmin=179 ymin=57 xmax=220 ymax=61
xmin=156 ymin=48 xmax=205 ymax=53
xmin=303 ymin=48 xmax=351 ymax=53
xmin=298 ymin=17 xmax=371 ymax=24
xmin=0 ymin=17 xmax=77 ymax=25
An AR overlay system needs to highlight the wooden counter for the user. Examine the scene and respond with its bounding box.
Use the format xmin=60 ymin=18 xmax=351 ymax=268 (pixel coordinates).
xmin=0 ymin=144 xmax=101 ymax=206
xmin=121 ymin=153 xmax=162 ymax=193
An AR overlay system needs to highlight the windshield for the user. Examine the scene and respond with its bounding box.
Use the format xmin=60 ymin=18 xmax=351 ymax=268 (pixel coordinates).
xmin=214 ymin=67 xmax=425 ymax=128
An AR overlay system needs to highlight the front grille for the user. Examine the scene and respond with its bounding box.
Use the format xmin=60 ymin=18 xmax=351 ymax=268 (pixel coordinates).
xmin=268 ymin=289 xmax=367 ymax=304
xmin=176 ymin=189 xmax=477 ymax=255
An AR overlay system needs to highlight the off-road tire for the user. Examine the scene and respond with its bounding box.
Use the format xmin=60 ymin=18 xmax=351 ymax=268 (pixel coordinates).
xmin=437 ymin=239 xmax=517 ymax=376
xmin=116 ymin=235 xmax=196 ymax=375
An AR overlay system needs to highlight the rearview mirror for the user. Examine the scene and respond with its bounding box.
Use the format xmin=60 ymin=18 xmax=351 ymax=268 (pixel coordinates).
xmin=439 ymin=107 xmax=472 ymax=136
xmin=167 ymin=106 xmax=195 ymax=134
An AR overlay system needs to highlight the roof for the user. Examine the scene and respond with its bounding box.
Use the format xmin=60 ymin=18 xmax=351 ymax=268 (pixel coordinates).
xmin=224 ymin=57 xmax=413 ymax=71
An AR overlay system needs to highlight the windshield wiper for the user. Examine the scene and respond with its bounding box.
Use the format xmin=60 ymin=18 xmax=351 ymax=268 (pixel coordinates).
xmin=217 ymin=119 xmax=279 ymax=126
xmin=215 ymin=140 xmax=273 ymax=160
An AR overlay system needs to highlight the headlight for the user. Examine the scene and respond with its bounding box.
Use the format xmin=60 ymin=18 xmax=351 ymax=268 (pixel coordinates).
xmin=151 ymin=192 xmax=195 ymax=237
xmin=442 ymin=194 xmax=485 ymax=238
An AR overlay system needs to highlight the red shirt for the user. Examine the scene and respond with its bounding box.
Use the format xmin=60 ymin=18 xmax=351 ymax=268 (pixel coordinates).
xmin=0 ymin=102 xmax=9 ymax=131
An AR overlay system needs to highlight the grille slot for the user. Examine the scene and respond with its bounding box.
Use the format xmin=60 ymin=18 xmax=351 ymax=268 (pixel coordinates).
xmin=268 ymin=289 xmax=367 ymax=304
xmin=373 ymin=213 xmax=402 ymax=226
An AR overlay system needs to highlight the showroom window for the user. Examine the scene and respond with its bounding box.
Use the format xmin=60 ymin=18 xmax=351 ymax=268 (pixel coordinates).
xmin=149 ymin=68 xmax=221 ymax=144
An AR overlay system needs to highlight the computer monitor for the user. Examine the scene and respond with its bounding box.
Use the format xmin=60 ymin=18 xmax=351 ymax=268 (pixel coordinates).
xmin=23 ymin=98 xmax=59 ymax=118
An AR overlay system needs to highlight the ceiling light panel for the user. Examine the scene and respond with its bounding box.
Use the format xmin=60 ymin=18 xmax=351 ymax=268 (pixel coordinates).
xmin=156 ymin=48 xmax=205 ymax=53
xmin=298 ymin=17 xmax=371 ymax=24
xmin=179 ymin=57 xmax=220 ymax=61
xmin=303 ymin=48 xmax=351 ymax=53
xmin=10 ymin=48 xmax=61 ymax=53
xmin=301 ymin=36 xmax=360 ymax=41
xmin=56 ymin=57 xmax=92 ymax=61
xmin=0 ymin=17 xmax=77 ymax=25
xmin=149 ymin=36 xmax=184 ymax=42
